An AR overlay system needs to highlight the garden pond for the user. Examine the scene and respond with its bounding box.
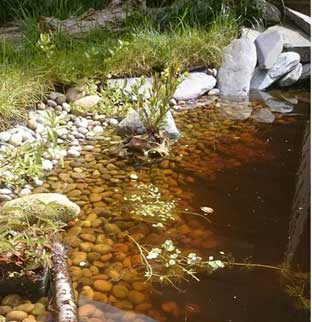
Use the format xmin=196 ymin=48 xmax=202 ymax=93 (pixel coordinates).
xmin=0 ymin=89 xmax=310 ymax=322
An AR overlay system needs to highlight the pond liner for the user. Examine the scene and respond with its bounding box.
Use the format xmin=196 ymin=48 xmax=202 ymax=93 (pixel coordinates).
xmin=0 ymin=263 xmax=50 ymax=300
xmin=51 ymin=241 xmax=78 ymax=322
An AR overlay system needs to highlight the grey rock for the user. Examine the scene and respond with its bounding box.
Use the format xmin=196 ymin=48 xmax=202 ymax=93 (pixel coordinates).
xmin=255 ymin=31 xmax=283 ymax=69
xmin=62 ymin=102 xmax=71 ymax=112
xmin=68 ymin=147 xmax=81 ymax=157
xmin=0 ymin=131 xmax=11 ymax=142
xmin=42 ymin=159 xmax=53 ymax=171
xmin=278 ymin=63 xmax=303 ymax=87
xmin=56 ymin=94 xmax=67 ymax=105
xmin=300 ymin=63 xmax=310 ymax=81
xmin=19 ymin=188 xmax=32 ymax=197
xmin=9 ymin=132 xmax=23 ymax=146
xmin=37 ymin=102 xmax=46 ymax=110
xmin=78 ymin=127 xmax=88 ymax=135
xmin=267 ymin=25 xmax=310 ymax=63
xmin=0 ymin=194 xmax=12 ymax=201
xmin=173 ymin=72 xmax=216 ymax=101
xmin=117 ymin=108 xmax=145 ymax=136
xmin=93 ymin=125 xmax=104 ymax=134
xmin=217 ymin=101 xmax=252 ymax=121
xmin=0 ymin=188 xmax=12 ymax=195
xmin=49 ymin=92 xmax=61 ymax=100
xmin=250 ymin=52 xmax=301 ymax=90
xmin=161 ymin=111 xmax=180 ymax=140
xmin=66 ymin=87 xmax=84 ymax=102
xmin=251 ymin=108 xmax=275 ymax=123
xmin=73 ymin=95 xmax=100 ymax=109
xmin=208 ymin=88 xmax=220 ymax=96
xmin=218 ymin=39 xmax=257 ymax=98
xmin=33 ymin=178 xmax=44 ymax=187
xmin=47 ymin=99 xmax=57 ymax=108
xmin=285 ymin=7 xmax=310 ymax=35
xmin=257 ymin=0 xmax=281 ymax=23
xmin=109 ymin=118 xmax=119 ymax=126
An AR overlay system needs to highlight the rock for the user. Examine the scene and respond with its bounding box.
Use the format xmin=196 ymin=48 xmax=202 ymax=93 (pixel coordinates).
xmin=161 ymin=111 xmax=180 ymax=140
xmin=241 ymin=27 xmax=261 ymax=42
xmin=250 ymin=52 xmax=301 ymax=90
xmin=93 ymin=125 xmax=104 ymax=134
xmin=19 ymin=188 xmax=32 ymax=197
xmin=107 ymin=77 xmax=153 ymax=99
xmin=1 ymin=193 xmax=80 ymax=223
xmin=31 ymin=303 xmax=46 ymax=316
xmin=1 ymin=294 xmax=22 ymax=306
xmin=72 ymin=251 xmax=87 ymax=265
xmin=267 ymin=25 xmax=310 ymax=63
xmin=128 ymin=290 xmax=145 ymax=305
xmin=78 ymin=304 xmax=96 ymax=317
xmin=117 ymin=108 xmax=145 ymax=136
xmin=285 ymin=7 xmax=310 ymax=36
xmin=0 ymin=195 xmax=12 ymax=201
xmin=89 ymin=193 xmax=102 ymax=202
xmin=251 ymin=108 xmax=275 ymax=123
xmin=108 ymin=118 xmax=119 ymax=126
xmin=257 ymin=0 xmax=281 ymax=23
xmin=68 ymin=147 xmax=81 ymax=157
xmin=0 ymin=306 xmax=11 ymax=315
xmin=217 ymin=102 xmax=252 ymax=121
xmin=93 ymin=244 xmax=112 ymax=254
xmin=253 ymin=91 xmax=294 ymax=113
xmin=66 ymin=87 xmax=84 ymax=102
xmin=56 ymin=94 xmax=67 ymax=105
xmin=300 ymin=63 xmax=310 ymax=81
xmin=42 ymin=159 xmax=53 ymax=171
xmin=93 ymin=280 xmax=112 ymax=292
xmin=129 ymin=173 xmax=138 ymax=180
xmin=73 ymin=95 xmax=100 ymax=110
xmin=47 ymin=99 xmax=57 ymax=108
xmin=218 ymin=39 xmax=257 ymax=98
xmin=104 ymin=223 xmax=121 ymax=234
xmin=173 ymin=72 xmax=216 ymax=101
xmin=277 ymin=63 xmax=303 ymax=87
xmin=112 ymin=285 xmax=129 ymax=298
xmin=208 ymin=88 xmax=219 ymax=96
xmin=37 ymin=102 xmax=46 ymax=110
xmin=0 ymin=188 xmax=12 ymax=195
xmin=9 ymin=132 xmax=23 ymax=146
xmin=0 ymin=131 xmax=11 ymax=142
xmin=5 ymin=311 xmax=28 ymax=321
xmin=255 ymin=31 xmax=283 ymax=69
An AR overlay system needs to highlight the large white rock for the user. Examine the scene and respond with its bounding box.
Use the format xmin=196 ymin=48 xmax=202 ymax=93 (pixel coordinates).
xmin=277 ymin=63 xmax=303 ymax=87
xmin=173 ymin=72 xmax=216 ymax=101
xmin=241 ymin=27 xmax=261 ymax=42
xmin=217 ymin=39 xmax=257 ymax=98
xmin=266 ymin=25 xmax=310 ymax=63
xmin=255 ymin=31 xmax=283 ymax=69
xmin=285 ymin=7 xmax=310 ymax=36
xmin=250 ymin=52 xmax=300 ymax=90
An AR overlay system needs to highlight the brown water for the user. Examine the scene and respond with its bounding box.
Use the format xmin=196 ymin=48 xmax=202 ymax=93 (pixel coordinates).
xmin=6 ymin=90 xmax=310 ymax=322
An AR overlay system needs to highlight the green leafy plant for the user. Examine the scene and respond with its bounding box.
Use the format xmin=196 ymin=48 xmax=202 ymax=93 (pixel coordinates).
xmin=37 ymin=32 xmax=56 ymax=58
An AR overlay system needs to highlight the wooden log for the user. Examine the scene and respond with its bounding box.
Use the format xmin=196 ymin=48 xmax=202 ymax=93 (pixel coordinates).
xmin=51 ymin=241 xmax=78 ymax=322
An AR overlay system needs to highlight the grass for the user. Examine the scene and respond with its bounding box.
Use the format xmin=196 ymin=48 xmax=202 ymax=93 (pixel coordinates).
xmin=0 ymin=0 xmax=264 ymax=128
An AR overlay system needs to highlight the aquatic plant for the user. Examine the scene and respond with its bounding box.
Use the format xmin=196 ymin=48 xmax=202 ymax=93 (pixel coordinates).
xmin=124 ymin=183 xmax=176 ymax=227
xmin=129 ymin=235 xmax=225 ymax=289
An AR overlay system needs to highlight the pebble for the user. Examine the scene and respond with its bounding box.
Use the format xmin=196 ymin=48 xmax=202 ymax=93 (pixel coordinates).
xmin=9 ymin=132 xmax=23 ymax=146
xmin=93 ymin=280 xmax=113 ymax=292
xmin=0 ymin=131 xmax=11 ymax=142
xmin=5 ymin=311 xmax=28 ymax=321
xmin=47 ymin=99 xmax=57 ymax=108
xmin=42 ymin=159 xmax=53 ymax=171
xmin=128 ymin=291 xmax=145 ymax=305
xmin=71 ymin=252 xmax=87 ymax=266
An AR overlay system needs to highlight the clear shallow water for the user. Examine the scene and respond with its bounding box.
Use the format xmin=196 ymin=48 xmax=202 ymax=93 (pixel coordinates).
xmin=6 ymin=90 xmax=310 ymax=322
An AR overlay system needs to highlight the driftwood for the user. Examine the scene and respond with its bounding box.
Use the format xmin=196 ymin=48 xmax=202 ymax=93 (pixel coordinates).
xmin=39 ymin=0 xmax=146 ymax=34
xmin=52 ymin=241 xmax=78 ymax=322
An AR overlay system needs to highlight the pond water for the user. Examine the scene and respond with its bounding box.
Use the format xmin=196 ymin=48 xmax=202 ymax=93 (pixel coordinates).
xmin=3 ymin=89 xmax=310 ymax=322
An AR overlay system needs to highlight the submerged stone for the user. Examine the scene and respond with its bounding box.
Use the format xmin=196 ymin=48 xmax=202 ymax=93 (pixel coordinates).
xmin=117 ymin=108 xmax=145 ymax=136
xmin=251 ymin=108 xmax=275 ymax=123
xmin=217 ymin=101 xmax=252 ymax=121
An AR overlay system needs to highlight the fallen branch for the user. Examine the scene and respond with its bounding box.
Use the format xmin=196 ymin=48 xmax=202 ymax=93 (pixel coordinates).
xmin=52 ymin=241 xmax=78 ymax=322
xmin=39 ymin=0 xmax=146 ymax=35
